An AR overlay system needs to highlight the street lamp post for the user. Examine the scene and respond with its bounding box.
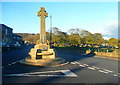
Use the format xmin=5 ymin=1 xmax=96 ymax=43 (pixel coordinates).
xmin=50 ymin=15 xmax=52 ymax=48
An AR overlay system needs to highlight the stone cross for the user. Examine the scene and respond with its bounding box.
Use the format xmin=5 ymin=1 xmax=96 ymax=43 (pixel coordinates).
xmin=20 ymin=7 xmax=67 ymax=66
xmin=37 ymin=7 xmax=48 ymax=44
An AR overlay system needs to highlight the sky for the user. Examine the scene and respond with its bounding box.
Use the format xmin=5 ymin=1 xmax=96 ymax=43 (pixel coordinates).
xmin=1 ymin=2 xmax=118 ymax=39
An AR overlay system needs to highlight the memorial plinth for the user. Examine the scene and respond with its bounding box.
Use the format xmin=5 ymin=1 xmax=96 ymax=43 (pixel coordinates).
xmin=20 ymin=7 xmax=68 ymax=66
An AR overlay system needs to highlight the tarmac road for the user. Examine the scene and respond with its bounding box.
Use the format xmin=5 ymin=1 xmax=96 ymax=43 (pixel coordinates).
xmin=2 ymin=44 xmax=119 ymax=84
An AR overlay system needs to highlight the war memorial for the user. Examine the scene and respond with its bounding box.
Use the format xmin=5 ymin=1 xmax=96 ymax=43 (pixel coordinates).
xmin=20 ymin=7 xmax=68 ymax=66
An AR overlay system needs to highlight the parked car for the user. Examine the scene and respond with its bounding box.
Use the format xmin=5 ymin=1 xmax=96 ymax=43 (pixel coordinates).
xmin=0 ymin=42 xmax=7 ymax=48
xmin=0 ymin=42 xmax=2 ymax=48
xmin=14 ymin=42 xmax=21 ymax=47
xmin=0 ymin=42 xmax=10 ymax=51
xmin=9 ymin=42 xmax=21 ymax=48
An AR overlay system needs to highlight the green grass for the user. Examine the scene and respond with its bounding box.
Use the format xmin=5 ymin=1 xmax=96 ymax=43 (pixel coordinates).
xmin=54 ymin=46 xmax=119 ymax=53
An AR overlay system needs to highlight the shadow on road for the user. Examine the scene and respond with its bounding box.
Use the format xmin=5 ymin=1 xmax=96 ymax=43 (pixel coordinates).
xmin=54 ymin=47 xmax=96 ymax=63
xmin=2 ymin=44 xmax=34 ymax=66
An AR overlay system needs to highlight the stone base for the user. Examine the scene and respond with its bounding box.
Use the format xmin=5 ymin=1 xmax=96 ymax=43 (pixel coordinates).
xmin=20 ymin=57 xmax=69 ymax=67
xmin=20 ymin=43 xmax=69 ymax=67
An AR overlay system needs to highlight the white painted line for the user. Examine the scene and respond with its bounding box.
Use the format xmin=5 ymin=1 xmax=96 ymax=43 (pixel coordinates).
xmin=20 ymin=59 xmax=23 ymax=61
xmin=4 ymin=69 xmax=78 ymax=77
xmin=103 ymin=69 xmax=113 ymax=73
xmin=23 ymin=70 xmax=61 ymax=75
xmin=79 ymin=65 xmax=86 ymax=67
xmin=113 ymin=74 xmax=118 ymax=77
xmin=75 ymin=62 xmax=81 ymax=64
xmin=4 ymin=74 xmax=67 ymax=77
xmin=12 ymin=62 xmax=16 ymax=64
xmin=71 ymin=62 xmax=77 ymax=64
xmin=91 ymin=66 xmax=100 ymax=69
xmin=70 ymin=62 xmax=75 ymax=64
xmin=99 ymin=70 xmax=109 ymax=74
xmin=3 ymin=59 xmax=24 ymax=69
xmin=71 ymin=61 xmax=81 ymax=65
xmin=34 ymin=75 xmax=66 ymax=77
xmin=8 ymin=64 xmax=11 ymax=66
xmin=60 ymin=70 xmax=78 ymax=77
xmin=83 ymin=64 xmax=89 ymax=66
xmin=87 ymin=67 xmax=96 ymax=70
xmin=113 ymin=74 xmax=120 ymax=77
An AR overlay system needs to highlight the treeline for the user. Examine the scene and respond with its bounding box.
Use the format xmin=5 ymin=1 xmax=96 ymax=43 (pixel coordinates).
xmin=14 ymin=27 xmax=119 ymax=47
xmin=14 ymin=33 xmax=39 ymax=44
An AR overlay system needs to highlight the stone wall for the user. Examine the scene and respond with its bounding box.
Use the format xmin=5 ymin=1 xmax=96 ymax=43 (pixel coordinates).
xmin=86 ymin=50 xmax=119 ymax=58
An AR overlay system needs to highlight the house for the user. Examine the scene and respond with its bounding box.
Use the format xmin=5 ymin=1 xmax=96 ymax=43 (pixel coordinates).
xmin=0 ymin=24 xmax=23 ymax=47
xmin=1 ymin=24 xmax=13 ymax=45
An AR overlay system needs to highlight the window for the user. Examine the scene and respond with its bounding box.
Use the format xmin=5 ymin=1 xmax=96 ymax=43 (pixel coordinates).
xmin=5 ymin=29 xmax=8 ymax=35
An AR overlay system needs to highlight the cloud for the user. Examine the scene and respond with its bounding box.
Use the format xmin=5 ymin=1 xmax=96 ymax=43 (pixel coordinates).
xmin=101 ymin=21 xmax=118 ymax=39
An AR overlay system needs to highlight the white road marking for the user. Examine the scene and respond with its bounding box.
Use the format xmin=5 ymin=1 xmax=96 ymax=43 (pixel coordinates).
xmin=18 ymin=59 xmax=23 ymax=62
xmin=2 ymin=59 xmax=24 ymax=69
xmin=8 ymin=64 xmax=11 ymax=66
xmin=70 ymin=61 xmax=117 ymax=77
xmin=12 ymin=62 xmax=17 ymax=64
xmin=4 ymin=69 xmax=78 ymax=77
xmin=91 ymin=66 xmax=100 ymax=69
xmin=87 ymin=67 xmax=96 ymax=70
xmin=75 ymin=62 xmax=81 ymax=64
xmin=99 ymin=70 xmax=109 ymax=74
xmin=60 ymin=70 xmax=78 ymax=77
xmin=71 ymin=62 xmax=81 ymax=65
xmin=4 ymin=74 xmax=67 ymax=77
xmin=70 ymin=62 xmax=77 ymax=64
xmin=113 ymin=74 xmax=118 ymax=77
xmin=23 ymin=70 xmax=61 ymax=75
xmin=83 ymin=64 xmax=89 ymax=66
xmin=113 ymin=74 xmax=120 ymax=77
xmin=79 ymin=65 xmax=86 ymax=67
xmin=103 ymin=69 xmax=113 ymax=73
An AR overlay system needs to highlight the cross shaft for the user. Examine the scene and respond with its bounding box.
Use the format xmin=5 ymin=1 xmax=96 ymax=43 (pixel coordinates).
xmin=38 ymin=7 xmax=48 ymax=44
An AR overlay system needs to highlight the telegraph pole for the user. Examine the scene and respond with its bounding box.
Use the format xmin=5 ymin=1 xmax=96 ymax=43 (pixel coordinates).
xmin=50 ymin=15 xmax=52 ymax=47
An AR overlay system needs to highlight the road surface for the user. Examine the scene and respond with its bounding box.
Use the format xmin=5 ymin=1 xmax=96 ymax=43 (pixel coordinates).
xmin=2 ymin=44 xmax=119 ymax=84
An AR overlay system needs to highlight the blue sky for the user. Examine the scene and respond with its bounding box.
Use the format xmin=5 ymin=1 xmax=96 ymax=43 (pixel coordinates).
xmin=1 ymin=2 xmax=118 ymax=39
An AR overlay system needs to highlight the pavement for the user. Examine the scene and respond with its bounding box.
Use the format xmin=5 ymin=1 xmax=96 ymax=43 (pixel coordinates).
xmin=1 ymin=44 xmax=119 ymax=84
xmin=94 ymin=55 xmax=119 ymax=61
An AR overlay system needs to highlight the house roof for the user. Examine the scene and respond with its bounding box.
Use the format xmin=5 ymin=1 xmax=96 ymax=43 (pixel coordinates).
xmin=12 ymin=34 xmax=22 ymax=38
xmin=0 ymin=24 xmax=13 ymax=30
